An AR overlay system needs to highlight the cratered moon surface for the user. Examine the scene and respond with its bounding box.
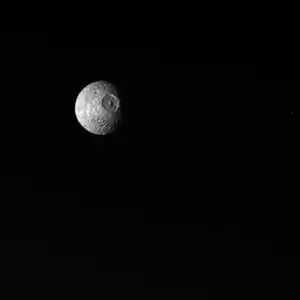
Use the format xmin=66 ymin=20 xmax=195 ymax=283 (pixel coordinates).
xmin=75 ymin=81 xmax=121 ymax=135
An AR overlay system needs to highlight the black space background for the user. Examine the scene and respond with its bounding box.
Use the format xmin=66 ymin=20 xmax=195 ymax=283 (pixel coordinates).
xmin=0 ymin=12 xmax=298 ymax=296
xmin=1 ymin=31 xmax=298 ymax=197
xmin=0 ymin=30 xmax=298 ymax=199
xmin=0 ymin=33 xmax=258 ymax=192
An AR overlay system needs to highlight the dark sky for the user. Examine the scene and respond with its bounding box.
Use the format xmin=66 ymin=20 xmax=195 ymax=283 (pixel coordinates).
xmin=1 ymin=32 xmax=298 ymax=185
xmin=2 ymin=32 xmax=257 ymax=145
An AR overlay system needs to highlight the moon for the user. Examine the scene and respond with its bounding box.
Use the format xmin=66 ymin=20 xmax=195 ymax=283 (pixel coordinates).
xmin=75 ymin=81 xmax=121 ymax=135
